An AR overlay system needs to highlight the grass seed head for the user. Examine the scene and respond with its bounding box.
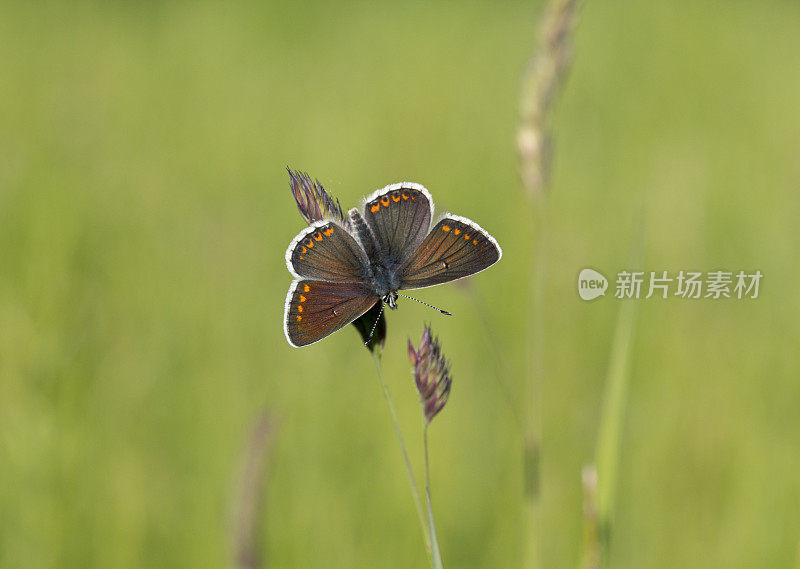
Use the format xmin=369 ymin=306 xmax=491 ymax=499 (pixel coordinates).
xmin=408 ymin=325 xmax=452 ymax=424
xmin=287 ymin=167 xmax=348 ymax=228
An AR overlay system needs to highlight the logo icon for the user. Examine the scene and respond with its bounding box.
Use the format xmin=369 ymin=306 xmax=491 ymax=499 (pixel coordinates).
xmin=578 ymin=268 xmax=608 ymax=301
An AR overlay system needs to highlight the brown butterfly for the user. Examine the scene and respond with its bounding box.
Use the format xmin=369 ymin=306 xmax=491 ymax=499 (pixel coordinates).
xmin=284 ymin=182 xmax=502 ymax=347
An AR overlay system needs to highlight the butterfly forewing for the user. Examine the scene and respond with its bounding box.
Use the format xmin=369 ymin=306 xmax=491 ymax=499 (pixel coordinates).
xmin=284 ymin=279 xmax=379 ymax=347
xmin=286 ymin=220 xmax=369 ymax=282
xmin=363 ymin=184 xmax=433 ymax=265
xmin=400 ymin=215 xmax=502 ymax=289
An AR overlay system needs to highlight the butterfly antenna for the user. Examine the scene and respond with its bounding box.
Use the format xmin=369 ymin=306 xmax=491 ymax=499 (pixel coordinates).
xmin=396 ymin=293 xmax=452 ymax=316
xmin=365 ymin=301 xmax=386 ymax=346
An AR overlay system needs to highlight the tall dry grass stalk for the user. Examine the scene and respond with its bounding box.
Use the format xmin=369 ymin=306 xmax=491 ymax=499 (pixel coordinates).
xmin=517 ymin=1 xmax=582 ymax=568
xmin=518 ymin=0 xmax=582 ymax=200
xmin=233 ymin=410 xmax=276 ymax=569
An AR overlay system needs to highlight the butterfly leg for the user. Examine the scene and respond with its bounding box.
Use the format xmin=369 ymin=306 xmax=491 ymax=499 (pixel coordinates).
xmin=383 ymin=291 xmax=399 ymax=310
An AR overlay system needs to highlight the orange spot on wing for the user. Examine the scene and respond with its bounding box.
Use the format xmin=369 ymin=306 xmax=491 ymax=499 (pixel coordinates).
xmin=473 ymin=239 xmax=478 ymax=245
xmin=380 ymin=197 xmax=390 ymax=207
xmin=296 ymin=315 xmax=302 ymax=321
xmin=306 ymin=239 xmax=314 ymax=248
xmin=324 ymin=227 xmax=334 ymax=236
xmin=401 ymin=192 xmax=409 ymax=200
xmin=300 ymin=246 xmax=306 ymax=254
xmin=370 ymin=204 xmax=380 ymax=213
xmin=299 ymin=295 xmax=306 ymax=302
xmin=298 ymin=255 xmax=304 ymax=260
xmin=392 ymin=194 xmax=400 ymax=202
xmin=314 ymin=232 xmax=323 ymax=241
xmin=464 ymin=234 xmax=470 ymax=240
xmin=454 ymin=228 xmax=461 ymax=235
xmin=297 ymin=305 xmax=303 ymax=312
xmin=442 ymin=225 xmax=451 ymax=232
xmin=303 ymin=284 xmax=310 ymax=292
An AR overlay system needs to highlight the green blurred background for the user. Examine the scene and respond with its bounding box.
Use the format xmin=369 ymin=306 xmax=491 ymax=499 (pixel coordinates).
xmin=1 ymin=1 xmax=799 ymax=567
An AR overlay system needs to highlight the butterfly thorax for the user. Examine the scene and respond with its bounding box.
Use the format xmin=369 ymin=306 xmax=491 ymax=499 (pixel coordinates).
xmin=367 ymin=260 xmax=402 ymax=300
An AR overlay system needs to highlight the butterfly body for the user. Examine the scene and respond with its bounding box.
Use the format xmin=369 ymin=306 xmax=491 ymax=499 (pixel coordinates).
xmin=366 ymin=255 xmax=404 ymax=300
xmin=284 ymin=182 xmax=501 ymax=347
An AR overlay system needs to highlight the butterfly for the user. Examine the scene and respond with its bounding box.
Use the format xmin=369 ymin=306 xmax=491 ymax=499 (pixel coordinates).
xmin=283 ymin=182 xmax=502 ymax=347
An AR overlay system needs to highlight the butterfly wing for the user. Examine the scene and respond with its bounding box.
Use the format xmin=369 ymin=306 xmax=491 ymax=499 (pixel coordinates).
xmin=286 ymin=220 xmax=369 ymax=282
xmin=363 ymin=183 xmax=433 ymax=265
xmin=399 ymin=215 xmax=502 ymax=289
xmin=284 ymin=279 xmax=379 ymax=347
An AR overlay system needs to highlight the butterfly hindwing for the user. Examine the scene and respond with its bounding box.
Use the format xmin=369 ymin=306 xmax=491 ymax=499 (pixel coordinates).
xmin=284 ymin=279 xmax=380 ymax=347
xmin=363 ymin=183 xmax=433 ymax=265
xmin=286 ymin=220 xmax=369 ymax=282
xmin=400 ymin=215 xmax=502 ymax=289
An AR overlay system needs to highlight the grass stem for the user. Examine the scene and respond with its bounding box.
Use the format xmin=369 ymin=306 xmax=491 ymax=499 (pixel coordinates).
xmin=593 ymin=291 xmax=638 ymax=565
xmin=371 ymin=353 xmax=431 ymax=555
xmin=518 ymin=1 xmax=582 ymax=567
xmin=424 ymin=423 xmax=444 ymax=569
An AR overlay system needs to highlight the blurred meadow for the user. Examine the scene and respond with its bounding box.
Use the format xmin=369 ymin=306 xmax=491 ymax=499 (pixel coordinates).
xmin=1 ymin=1 xmax=800 ymax=568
